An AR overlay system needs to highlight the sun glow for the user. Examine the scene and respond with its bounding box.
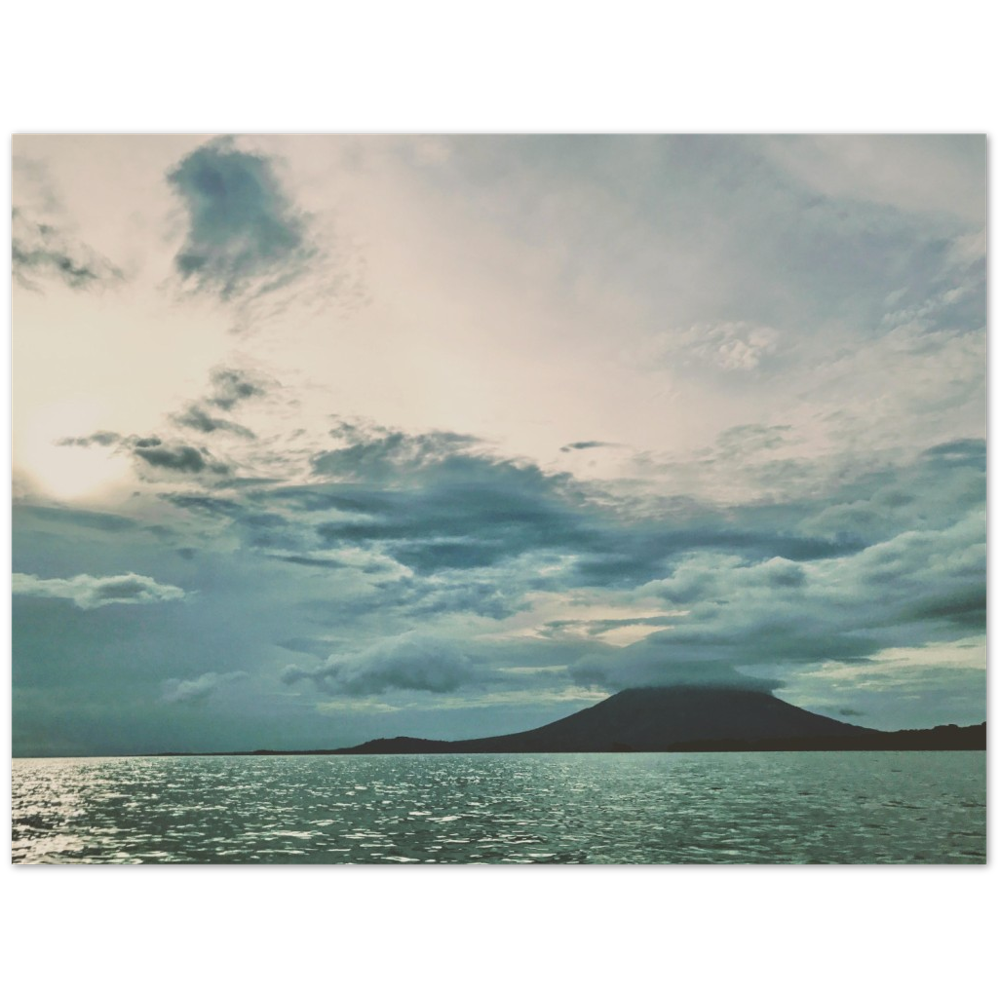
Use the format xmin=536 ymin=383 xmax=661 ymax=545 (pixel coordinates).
xmin=15 ymin=400 xmax=132 ymax=500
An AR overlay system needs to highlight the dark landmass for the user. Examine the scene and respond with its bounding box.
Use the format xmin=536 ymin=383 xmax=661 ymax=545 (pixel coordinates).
xmin=336 ymin=688 xmax=869 ymax=754
xmin=666 ymin=724 xmax=987 ymax=752
xmin=153 ymin=686 xmax=987 ymax=756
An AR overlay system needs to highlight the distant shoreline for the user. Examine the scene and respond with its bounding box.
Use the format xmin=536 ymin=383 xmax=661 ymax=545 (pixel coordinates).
xmin=134 ymin=722 xmax=976 ymax=758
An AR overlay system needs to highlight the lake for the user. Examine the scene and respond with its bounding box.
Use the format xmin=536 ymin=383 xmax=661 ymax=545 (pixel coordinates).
xmin=11 ymin=751 xmax=986 ymax=864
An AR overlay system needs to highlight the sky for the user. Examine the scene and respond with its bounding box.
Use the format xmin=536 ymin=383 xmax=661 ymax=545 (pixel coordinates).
xmin=10 ymin=134 xmax=986 ymax=755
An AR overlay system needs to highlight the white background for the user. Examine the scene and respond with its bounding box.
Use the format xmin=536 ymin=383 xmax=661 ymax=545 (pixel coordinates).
xmin=4 ymin=1 xmax=993 ymax=132
xmin=6 ymin=866 xmax=995 ymax=998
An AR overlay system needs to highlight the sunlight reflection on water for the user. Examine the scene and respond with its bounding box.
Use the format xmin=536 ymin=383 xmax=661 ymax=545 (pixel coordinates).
xmin=12 ymin=752 xmax=985 ymax=864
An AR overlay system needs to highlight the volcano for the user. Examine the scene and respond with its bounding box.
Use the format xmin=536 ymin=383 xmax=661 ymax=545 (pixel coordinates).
xmin=334 ymin=686 xmax=882 ymax=754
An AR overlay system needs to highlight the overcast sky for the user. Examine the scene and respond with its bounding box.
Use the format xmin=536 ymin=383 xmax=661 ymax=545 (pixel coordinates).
xmin=11 ymin=134 xmax=986 ymax=754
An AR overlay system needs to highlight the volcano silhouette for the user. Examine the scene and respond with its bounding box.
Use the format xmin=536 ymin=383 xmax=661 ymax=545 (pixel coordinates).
xmin=335 ymin=686 xmax=878 ymax=754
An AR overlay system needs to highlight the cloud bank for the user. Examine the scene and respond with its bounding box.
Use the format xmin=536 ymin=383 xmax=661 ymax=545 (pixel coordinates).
xmin=283 ymin=633 xmax=476 ymax=695
xmin=12 ymin=572 xmax=186 ymax=610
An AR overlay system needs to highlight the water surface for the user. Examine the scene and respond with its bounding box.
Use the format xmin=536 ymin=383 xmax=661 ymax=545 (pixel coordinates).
xmin=11 ymin=751 xmax=986 ymax=864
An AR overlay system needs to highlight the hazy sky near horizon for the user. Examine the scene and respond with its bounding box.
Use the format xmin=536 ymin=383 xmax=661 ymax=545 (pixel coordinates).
xmin=11 ymin=134 xmax=986 ymax=754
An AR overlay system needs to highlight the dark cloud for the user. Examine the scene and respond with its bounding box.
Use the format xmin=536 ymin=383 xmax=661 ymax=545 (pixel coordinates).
xmin=58 ymin=427 xmax=231 ymax=478
xmin=172 ymin=404 xmax=255 ymax=438
xmin=161 ymin=430 xmax=986 ymax=682
xmin=312 ymin=426 xmax=482 ymax=481
xmin=567 ymin=614 xmax=874 ymax=693
xmin=242 ymin=512 xmax=289 ymax=528
xmin=560 ymin=440 xmax=615 ymax=452
xmin=11 ymin=422 xmax=987 ymax=749
xmin=233 ymin=512 xmax=302 ymax=550
xmin=29 ymin=425 xmax=985 ymax=720
xmin=12 ymin=208 xmax=123 ymax=292
xmin=256 ymin=429 xmax=984 ymax=617
xmin=133 ymin=443 xmax=229 ymax=475
xmin=273 ymin=554 xmax=345 ymax=569
xmin=57 ymin=431 xmax=122 ymax=448
xmin=161 ymin=492 xmax=316 ymax=559
xmin=568 ymin=528 xmax=861 ymax=589
xmin=207 ymin=367 xmax=268 ymax=411
xmin=283 ymin=634 xmax=477 ymax=696
xmin=167 ymin=139 xmax=315 ymax=300
xmin=348 ymin=574 xmax=527 ymax=622
xmin=259 ymin=484 xmax=399 ymax=514
xmin=55 ymin=367 xmax=270 ymax=489
xmin=921 ymin=438 xmax=985 ymax=465
xmin=286 ymin=425 xmax=598 ymax=575
xmin=900 ymin=587 xmax=986 ymax=629
xmin=310 ymin=457 xmax=593 ymax=575
xmin=164 ymin=367 xmax=270 ymax=440
xmin=570 ymin=506 xmax=984 ymax=694
xmin=571 ymin=654 xmax=782 ymax=693
xmin=850 ymin=518 xmax=986 ymax=633
xmin=164 ymin=494 xmax=244 ymax=516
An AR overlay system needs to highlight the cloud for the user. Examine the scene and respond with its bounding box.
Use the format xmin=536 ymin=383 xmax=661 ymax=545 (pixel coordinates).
xmin=759 ymin=135 xmax=986 ymax=225
xmin=172 ymin=405 xmax=255 ymax=438
xmin=297 ymin=425 xmax=615 ymax=577
xmin=57 ymin=431 xmax=123 ymax=448
xmin=34 ymin=420 xmax=984 ymax=716
xmin=12 ymin=572 xmax=186 ymax=609
xmin=282 ymin=633 xmax=477 ymax=696
xmin=570 ymin=502 xmax=984 ymax=693
xmin=311 ymin=423 xmax=482 ymax=481
xmin=59 ymin=430 xmax=230 ymax=477
xmin=310 ymin=452 xmax=592 ymax=575
xmin=162 ymin=670 xmax=248 ymax=704
xmin=15 ymin=504 xmax=138 ymax=533
xmin=133 ymin=442 xmax=229 ymax=475
xmin=164 ymin=494 xmax=244 ymax=516
xmin=167 ymin=138 xmax=315 ymax=300
xmin=560 ymin=441 xmax=616 ymax=452
xmin=135 ymin=364 xmax=273 ymax=452
xmin=166 ymin=366 xmax=272 ymax=438
xmin=13 ymin=211 xmax=124 ymax=291
xmin=653 ymin=321 xmax=781 ymax=373
xmin=539 ymin=614 xmax=682 ymax=640
xmin=713 ymin=423 xmax=792 ymax=458
xmin=571 ymin=652 xmax=782 ymax=693
xmin=921 ymin=438 xmax=984 ymax=464
xmin=56 ymin=366 xmax=271 ymax=487
xmin=206 ymin=367 xmax=269 ymax=410
xmin=273 ymin=554 xmax=346 ymax=569
xmin=243 ymin=425 xmax=981 ymax=608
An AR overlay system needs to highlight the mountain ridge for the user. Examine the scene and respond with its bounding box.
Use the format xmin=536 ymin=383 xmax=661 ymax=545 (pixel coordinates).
xmin=257 ymin=686 xmax=986 ymax=755
xmin=334 ymin=687 xmax=870 ymax=754
xmin=143 ymin=686 xmax=986 ymax=757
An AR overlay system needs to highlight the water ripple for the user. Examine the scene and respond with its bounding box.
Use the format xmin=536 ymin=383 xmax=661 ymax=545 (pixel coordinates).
xmin=11 ymin=752 xmax=986 ymax=864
